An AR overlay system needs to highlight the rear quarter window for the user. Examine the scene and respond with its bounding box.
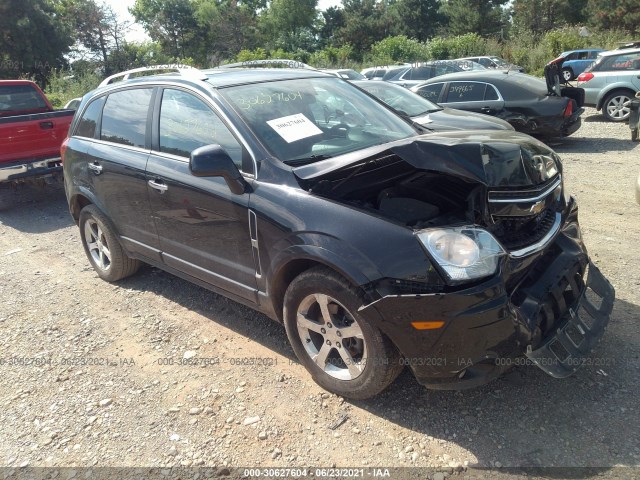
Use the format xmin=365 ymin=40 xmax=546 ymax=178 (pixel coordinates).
xmin=415 ymin=83 xmax=444 ymax=102
xmin=75 ymin=97 xmax=106 ymax=138
xmin=599 ymin=53 xmax=640 ymax=71
xmin=100 ymin=88 xmax=153 ymax=148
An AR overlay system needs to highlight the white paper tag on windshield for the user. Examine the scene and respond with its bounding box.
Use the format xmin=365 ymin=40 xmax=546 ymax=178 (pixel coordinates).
xmin=412 ymin=114 xmax=433 ymax=124
xmin=266 ymin=113 xmax=323 ymax=143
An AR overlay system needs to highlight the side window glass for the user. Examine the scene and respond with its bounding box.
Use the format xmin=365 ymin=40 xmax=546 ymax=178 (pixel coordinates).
xmin=101 ymin=89 xmax=152 ymax=148
xmin=159 ymin=89 xmax=243 ymax=169
xmin=412 ymin=67 xmax=430 ymax=80
xmin=445 ymin=82 xmax=485 ymax=102
xmin=75 ymin=96 xmax=105 ymax=138
xmin=415 ymin=83 xmax=443 ymax=102
xmin=603 ymin=53 xmax=640 ymax=71
xmin=485 ymin=84 xmax=499 ymax=101
xmin=479 ymin=58 xmax=491 ymax=67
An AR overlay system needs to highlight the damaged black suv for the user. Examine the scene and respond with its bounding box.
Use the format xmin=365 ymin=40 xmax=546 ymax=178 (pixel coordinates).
xmin=62 ymin=64 xmax=614 ymax=399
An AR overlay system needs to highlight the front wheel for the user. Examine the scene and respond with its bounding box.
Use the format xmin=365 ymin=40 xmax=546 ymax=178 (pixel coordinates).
xmin=79 ymin=205 xmax=140 ymax=282
xmin=283 ymin=267 xmax=403 ymax=399
xmin=603 ymin=91 xmax=633 ymax=122
xmin=561 ymin=67 xmax=573 ymax=83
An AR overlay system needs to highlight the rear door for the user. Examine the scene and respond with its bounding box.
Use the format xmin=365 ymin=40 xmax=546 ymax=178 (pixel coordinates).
xmin=86 ymin=87 xmax=160 ymax=261
xmin=438 ymin=81 xmax=505 ymax=115
xmin=146 ymin=87 xmax=258 ymax=302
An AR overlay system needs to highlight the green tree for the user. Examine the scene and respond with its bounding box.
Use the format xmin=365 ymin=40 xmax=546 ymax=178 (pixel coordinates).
xmin=61 ymin=0 xmax=130 ymax=76
xmin=440 ymin=0 xmax=509 ymax=38
xmin=391 ymin=0 xmax=445 ymax=41
xmin=337 ymin=0 xmax=400 ymax=61
xmin=587 ymin=0 xmax=640 ymax=35
xmin=0 ymin=0 xmax=74 ymax=83
xmin=319 ymin=6 xmax=346 ymax=47
xmin=369 ymin=35 xmax=428 ymax=63
xmin=130 ymin=0 xmax=203 ymax=60
xmin=511 ymin=0 xmax=588 ymax=36
xmin=194 ymin=0 xmax=261 ymax=64
xmin=260 ymin=0 xmax=319 ymax=52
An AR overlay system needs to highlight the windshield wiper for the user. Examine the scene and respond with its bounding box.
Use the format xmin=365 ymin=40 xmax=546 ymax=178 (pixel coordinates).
xmin=284 ymin=154 xmax=333 ymax=166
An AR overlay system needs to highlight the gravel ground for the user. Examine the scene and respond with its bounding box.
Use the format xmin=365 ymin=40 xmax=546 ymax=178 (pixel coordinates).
xmin=0 ymin=108 xmax=639 ymax=479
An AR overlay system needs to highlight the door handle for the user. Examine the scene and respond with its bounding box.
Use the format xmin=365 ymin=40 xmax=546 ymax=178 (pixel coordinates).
xmin=87 ymin=162 xmax=103 ymax=175
xmin=39 ymin=121 xmax=54 ymax=129
xmin=480 ymin=107 xmax=492 ymax=113
xmin=148 ymin=179 xmax=168 ymax=193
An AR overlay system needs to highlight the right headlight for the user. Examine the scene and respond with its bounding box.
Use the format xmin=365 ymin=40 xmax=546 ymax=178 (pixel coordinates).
xmin=417 ymin=227 xmax=506 ymax=282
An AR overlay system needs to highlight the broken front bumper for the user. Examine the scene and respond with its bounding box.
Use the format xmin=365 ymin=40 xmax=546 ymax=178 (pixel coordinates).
xmin=360 ymin=202 xmax=615 ymax=389
xmin=525 ymin=263 xmax=614 ymax=377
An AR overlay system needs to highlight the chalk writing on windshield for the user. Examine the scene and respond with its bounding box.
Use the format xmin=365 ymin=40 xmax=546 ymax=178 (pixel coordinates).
xmin=234 ymin=91 xmax=303 ymax=110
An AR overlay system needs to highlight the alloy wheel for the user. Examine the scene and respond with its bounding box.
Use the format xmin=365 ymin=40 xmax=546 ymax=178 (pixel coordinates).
xmin=84 ymin=219 xmax=111 ymax=271
xmin=296 ymin=293 xmax=367 ymax=380
xmin=606 ymin=94 xmax=631 ymax=121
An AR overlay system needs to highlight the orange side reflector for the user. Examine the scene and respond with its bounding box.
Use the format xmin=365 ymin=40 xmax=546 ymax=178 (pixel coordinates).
xmin=411 ymin=321 xmax=445 ymax=330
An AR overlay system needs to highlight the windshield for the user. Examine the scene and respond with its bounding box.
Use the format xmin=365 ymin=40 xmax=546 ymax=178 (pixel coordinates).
xmin=221 ymin=77 xmax=417 ymax=164
xmin=355 ymin=81 xmax=441 ymax=117
xmin=490 ymin=57 xmax=509 ymax=67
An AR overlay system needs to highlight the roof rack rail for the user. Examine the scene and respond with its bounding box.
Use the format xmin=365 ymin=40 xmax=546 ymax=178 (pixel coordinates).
xmin=618 ymin=40 xmax=640 ymax=49
xmin=216 ymin=59 xmax=317 ymax=70
xmin=99 ymin=64 xmax=207 ymax=87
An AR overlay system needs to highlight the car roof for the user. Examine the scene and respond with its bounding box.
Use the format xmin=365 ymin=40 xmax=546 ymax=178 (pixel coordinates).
xmin=599 ymin=47 xmax=640 ymax=57
xmin=203 ymin=68 xmax=332 ymax=87
xmin=92 ymin=68 xmax=332 ymax=94
xmin=561 ymin=48 xmax=605 ymax=54
xmin=413 ymin=70 xmax=548 ymax=96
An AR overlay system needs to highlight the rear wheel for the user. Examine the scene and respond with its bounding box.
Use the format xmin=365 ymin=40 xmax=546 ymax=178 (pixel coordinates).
xmin=561 ymin=67 xmax=573 ymax=82
xmin=283 ymin=267 xmax=403 ymax=399
xmin=603 ymin=90 xmax=633 ymax=122
xmin=79 ymin=205 xmax=140 ymax=282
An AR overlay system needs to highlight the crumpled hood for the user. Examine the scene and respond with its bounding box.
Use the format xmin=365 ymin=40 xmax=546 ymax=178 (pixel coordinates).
xmin=293 ymin=131 xmax=560 ymax=188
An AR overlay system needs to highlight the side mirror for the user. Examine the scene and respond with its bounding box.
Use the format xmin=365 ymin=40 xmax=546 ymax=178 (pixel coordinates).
xmin=189 ymin=144 xmax=246 ymax=195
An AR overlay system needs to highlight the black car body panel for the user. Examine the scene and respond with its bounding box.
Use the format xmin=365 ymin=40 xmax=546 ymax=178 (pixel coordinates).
xmin=63 ymin=68 xmax=613 ymax=394
xmin=352 ymin=80 xmax=514 ymax=132
xmin=411 ymin=71 xmax=584 ymax=138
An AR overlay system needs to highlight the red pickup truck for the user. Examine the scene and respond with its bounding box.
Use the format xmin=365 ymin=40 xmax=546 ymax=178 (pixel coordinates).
xmin=0 ymin=80 xmax=74 ymax=204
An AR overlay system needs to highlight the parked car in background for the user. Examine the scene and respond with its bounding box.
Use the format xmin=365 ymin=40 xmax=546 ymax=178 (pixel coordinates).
xmin=553 ymin=48 xmax=605 ymax=82
xmin=577 ymin=46 xmax=640 ymax=121
xmin=360 ymin=64 xmax=409 ymax=80
xmin=63 ymin=65 xmax=613 ymax=398
xmin=64 ymin=97 xmax=82 ymax=110
xmin=353 ymin=80 xmax=513 ymax=131
xmin=455 ymin=56 xmax=525 ymax=73
xmin=411 ymin=70 xmax=584 ymax=138
xmin=382 ymin=61 xmax=466 ymax=88
xmin=0 ymin=80 xmax=74 ymax=206
xmin=321 ymin=69 xmax=366 ymax=80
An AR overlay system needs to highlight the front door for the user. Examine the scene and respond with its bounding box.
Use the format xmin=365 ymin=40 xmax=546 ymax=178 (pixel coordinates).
xmin=146 ymin=87 xmax=258 ymax=303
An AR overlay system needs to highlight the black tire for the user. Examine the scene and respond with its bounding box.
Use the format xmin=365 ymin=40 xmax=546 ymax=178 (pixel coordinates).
xmin=602 ymin=90 xmax=634 ymax=122
xmin=283 ymin=266 xmax=403 ymax=399
xmin=79 ymin=204 xmax=140 ymax=282
xmin=561 ymin=67 xmax=573 ymax=83
xmin=0 ymin=185 xmax=16 ymax=210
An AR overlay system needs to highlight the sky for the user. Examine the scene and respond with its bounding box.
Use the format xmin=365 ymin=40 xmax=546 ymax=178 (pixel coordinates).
xmin=104 ymin=0 xmax=343 ymax=44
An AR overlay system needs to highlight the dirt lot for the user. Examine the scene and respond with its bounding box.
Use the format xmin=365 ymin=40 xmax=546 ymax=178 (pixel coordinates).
xmin=1 ymin=108 xmax=639 ymax=479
